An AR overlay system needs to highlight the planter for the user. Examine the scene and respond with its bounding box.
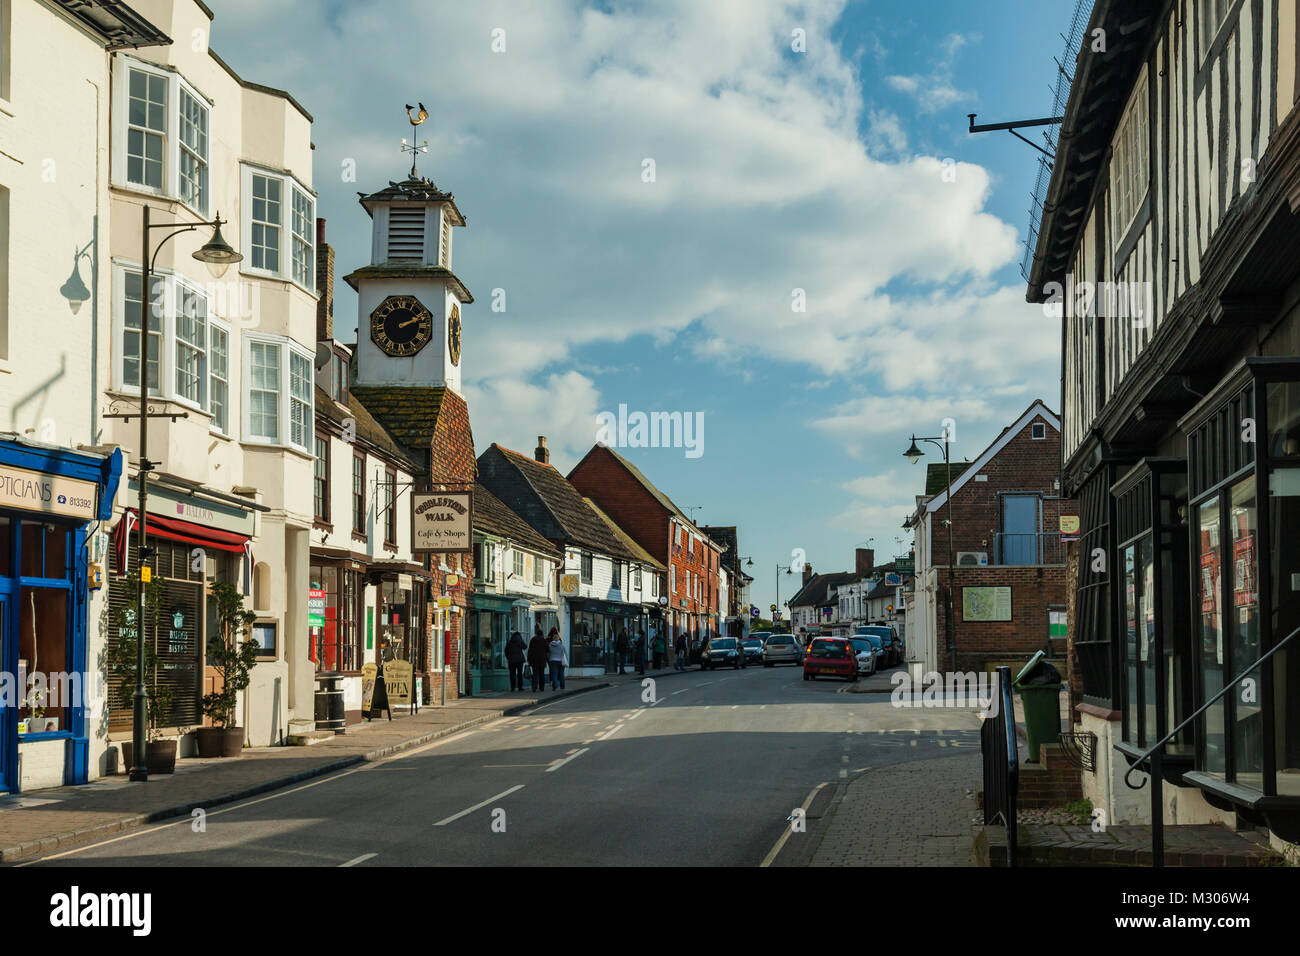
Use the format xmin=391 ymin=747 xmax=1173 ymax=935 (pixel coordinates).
xmin=17 ymin=720 xmax=28 ymax=735
xmin=220 ymin=727 xmax=244 ymax=757
xmin=25 ymin=717 xmax=58 ymax=733
xmin=196 ymin=726 xmax=245 ymax=757
xmin=120 ymin=740 xmax=178 ymax=774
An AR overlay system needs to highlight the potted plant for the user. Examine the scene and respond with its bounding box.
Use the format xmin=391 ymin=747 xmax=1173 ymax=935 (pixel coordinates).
xmin=198 ymin=582 xmax=259 ymax=758
xmin=105 ymin=572 xmax=178 ymax=773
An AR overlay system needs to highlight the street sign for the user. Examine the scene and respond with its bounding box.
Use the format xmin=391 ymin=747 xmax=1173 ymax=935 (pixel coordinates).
xmin=750 ymin=606 xmax=760 ymax=618
xmin=769 ymin=603 xmax=776 ymax=611
xmin=308 ymin=588 xmax=326 ymax=628
xmin=884 ymin=572 xmax=902 ymax=586
xmin=411 ymin=490 xmax=472 ymax=554
xmin=894 ymin=556 xmax=914 ymax=573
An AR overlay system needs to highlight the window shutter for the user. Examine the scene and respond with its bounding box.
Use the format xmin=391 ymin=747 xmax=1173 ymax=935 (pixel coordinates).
xmin=387 ymin=207 xmax=426 ymax=261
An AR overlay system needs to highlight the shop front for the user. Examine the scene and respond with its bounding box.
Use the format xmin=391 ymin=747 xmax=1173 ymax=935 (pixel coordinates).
xmin=567 ymin=596 xmax=643 ymax=675
xmin=0 ymin=439 xmax=121 ymax=793
xmin=470 ymin=592 xmax=515 ymax=691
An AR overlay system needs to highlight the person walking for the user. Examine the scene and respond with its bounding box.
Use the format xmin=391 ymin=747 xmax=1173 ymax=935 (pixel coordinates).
xmin=505 ymin=630 xmax=527 ymax=692
xmin=547 ymin=626 xmax=567 ymax=690
xmin=674 ymin=631 xmax=687 ymax=670
xmin=634 ymin=631 xmax=646 ymax=676
xmin=528 ymin=628 xmax=549 ymax=692
xmin=616 ymin=627 xmax=630 ymax=675
xmin=652 ymin=630 xmax=666 ymax=671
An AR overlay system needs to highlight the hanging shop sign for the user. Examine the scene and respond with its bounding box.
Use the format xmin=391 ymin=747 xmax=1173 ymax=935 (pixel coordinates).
xmin=383 ymin=659 xmax=413 ymax=708
xmin=0 ymin=463 xmax=97 ymax=521
xmin=411 ymin=491 xmax=472 ymax=554
xmin=559 ymin=574 xmax=580 ymax=596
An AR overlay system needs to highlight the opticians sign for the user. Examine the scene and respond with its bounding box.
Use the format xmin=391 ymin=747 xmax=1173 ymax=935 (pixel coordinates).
xmin=411 ymin=491 xmax=472 ymax=554
xmin=0 ymin=463 xmax=96 ymax=521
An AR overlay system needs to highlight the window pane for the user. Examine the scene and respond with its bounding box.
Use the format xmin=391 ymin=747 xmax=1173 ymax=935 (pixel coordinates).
xmin=1198 ymin=499 xmax=1226 ymax=776
xmin=209 ymin=325 xmax=228 ymax=432
xmin=1140 ymin=535 xmax=1156 ymax=747
xmin=1124 ymin=545 xmax=1138 ymax=742
xmin=1267 ymin=382 xmax=1300 ymax=458
xmin=19 ymin=586 xmax=69 ymax=725
xmin=249 ymin=342 xmax=280 ymax=441
xmin=1229 ymin=479 xmax=1262 ymax=787
xmin=1269 ymin=466 xmax=1300 ymax=794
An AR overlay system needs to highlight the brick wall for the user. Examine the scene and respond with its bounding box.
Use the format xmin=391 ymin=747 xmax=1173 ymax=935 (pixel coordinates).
xmin=935 ymin=564 xmax=1068 ymax=673
xmin=568 ymin=447 xmax=669 ymax=563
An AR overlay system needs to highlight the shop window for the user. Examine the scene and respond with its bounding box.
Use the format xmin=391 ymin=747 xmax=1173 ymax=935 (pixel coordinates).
xmin=18 ymin=586 xmax=69 ymax=727
xmin=580 ymin=552 xmax=593 ymax=584
xmin=20 ymin=522 xmax=68 ymax=580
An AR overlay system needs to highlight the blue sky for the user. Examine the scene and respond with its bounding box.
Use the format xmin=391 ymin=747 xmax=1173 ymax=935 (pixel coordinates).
xmin=213 ymin=0 xmax=1075 ymax=613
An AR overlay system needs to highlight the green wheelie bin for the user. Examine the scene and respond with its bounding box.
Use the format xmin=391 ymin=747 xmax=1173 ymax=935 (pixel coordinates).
xmin=1013 ymin=650 xmax=1062 ymax=763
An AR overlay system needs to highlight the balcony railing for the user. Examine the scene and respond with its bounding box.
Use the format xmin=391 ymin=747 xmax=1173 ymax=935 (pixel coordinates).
xmin=988 ymin=532 xmax=1065 ymax=566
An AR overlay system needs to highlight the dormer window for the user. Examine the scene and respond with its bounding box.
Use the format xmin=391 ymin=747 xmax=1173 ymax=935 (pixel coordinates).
xmin=387 ymin=207 xmax=426 ymax=261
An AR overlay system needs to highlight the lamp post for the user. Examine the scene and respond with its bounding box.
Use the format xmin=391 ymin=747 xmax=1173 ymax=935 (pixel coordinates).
xmin=904 ymin=432 xmax=957 ymax=674
xmin=128 ymin=205 xmax=241 ymax=783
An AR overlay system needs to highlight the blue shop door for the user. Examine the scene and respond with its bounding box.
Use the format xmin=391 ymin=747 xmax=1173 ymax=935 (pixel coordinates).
xmin=999 ymin=495 xmax=1040 ymax=565
xmin=0 ymin=596 xmax=8 ymax=793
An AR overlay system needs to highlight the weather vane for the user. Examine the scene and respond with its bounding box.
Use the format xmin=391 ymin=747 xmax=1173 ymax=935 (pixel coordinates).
xmin=401 ymin=102 xmax=429 ymax=178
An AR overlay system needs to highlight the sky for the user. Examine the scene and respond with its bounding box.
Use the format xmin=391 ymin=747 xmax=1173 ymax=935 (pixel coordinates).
xmin=211 ymin=0 xmax=1075 ymax=614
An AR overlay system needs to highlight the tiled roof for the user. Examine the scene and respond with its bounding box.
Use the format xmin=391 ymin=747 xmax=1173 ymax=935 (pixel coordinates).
xmin=315 ymin=386 xmax=416 ymax=470
xmin=788 ymin=571 xmax=860 ymax=608
xmin=493 ymin=445 xmax=640 ymax=561
xmin=576 ymin=444 xmax=718 ymax=547
xmin=925 ymin=461 xmax=973 ymax=496
xmin=585 ymin=498 xmax=666 ymax=570
xmin=349 ymin=386 xmax=446 ymax=460
xmin=473 ymin=483 xmax=561 ymax=557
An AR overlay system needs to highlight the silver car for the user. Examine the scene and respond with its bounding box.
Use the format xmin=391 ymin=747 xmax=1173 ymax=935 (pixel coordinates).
xmin=762 ymin=633 xmax=802 ymax=666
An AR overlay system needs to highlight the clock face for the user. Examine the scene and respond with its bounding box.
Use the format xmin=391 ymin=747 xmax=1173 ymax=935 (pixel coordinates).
xmin=370 ymin=295 xmax=433 ymax=357
xmin=448 ymin=304 xmax=462 ymax=366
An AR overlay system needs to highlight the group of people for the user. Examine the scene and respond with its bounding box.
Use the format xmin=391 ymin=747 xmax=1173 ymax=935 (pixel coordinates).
xmin=504 ymin=626 xmax=568 ymax=693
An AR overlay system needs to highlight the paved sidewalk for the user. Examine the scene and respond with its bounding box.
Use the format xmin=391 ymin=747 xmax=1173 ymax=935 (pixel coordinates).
xmin=811 ymin=750 xmax=981 ymax=866
xmin=0 ymin=680 xmax=610 ymax=863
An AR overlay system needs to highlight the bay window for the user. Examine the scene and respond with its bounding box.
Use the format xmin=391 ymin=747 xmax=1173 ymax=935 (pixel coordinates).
xmin=242 ymin=165 xmax=315 ymax=292
xmin=1177 ymin=359 xmax=1300 ymax=819
xmin=208 ymin=321 xmax=229 ymax=433
xmin=116 ymin=58 xmax=210 ymax=216
xmin=242 ymin=334 xmax=314 ymax=452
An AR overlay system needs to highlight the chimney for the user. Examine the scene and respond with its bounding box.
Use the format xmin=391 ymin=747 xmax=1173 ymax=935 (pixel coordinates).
xmin=856 ymin=548 xmax=874 ymax=576
xmin=802 ymin=564 xmax=813 ymax=585
xmin=534 ymin=436 xmax=550 ymax=465
xmin=315 ymin=217 xmax=335 ymax=341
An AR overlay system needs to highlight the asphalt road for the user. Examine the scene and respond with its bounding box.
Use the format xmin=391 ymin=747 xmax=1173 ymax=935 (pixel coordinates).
xmin=27 ymin=663 xmax=981 ymax=867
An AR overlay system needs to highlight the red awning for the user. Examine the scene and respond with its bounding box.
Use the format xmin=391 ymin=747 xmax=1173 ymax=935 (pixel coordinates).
xmin=124 ymin=508 xmax=249 ymax=553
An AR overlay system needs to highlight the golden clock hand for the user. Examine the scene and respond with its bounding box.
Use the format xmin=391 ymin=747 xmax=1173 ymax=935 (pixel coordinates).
xmin=397 ymin=316 xmax=420 ymax=329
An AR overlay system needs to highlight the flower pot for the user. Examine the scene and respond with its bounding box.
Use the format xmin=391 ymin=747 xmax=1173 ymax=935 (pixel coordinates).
xmin=195 ymin=726 xmax=225 ymax=757
xmin=220 ymin=727 xmax=244 ymax=757
xmin=17 ymin=720 xmax=28 ymax=734
xmin=147 ymin=739 xmax=177 ymax=774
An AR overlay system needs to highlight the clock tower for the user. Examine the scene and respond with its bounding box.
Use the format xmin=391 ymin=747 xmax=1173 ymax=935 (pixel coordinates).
xmin=345 ymin=143 xmax=470 ymax=393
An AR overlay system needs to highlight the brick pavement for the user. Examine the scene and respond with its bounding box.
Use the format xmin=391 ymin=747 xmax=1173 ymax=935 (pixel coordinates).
xmin=0 ymin=680 xmax=609 ymax=863
xmin=811 ymin=750 xmax=981 ymax=866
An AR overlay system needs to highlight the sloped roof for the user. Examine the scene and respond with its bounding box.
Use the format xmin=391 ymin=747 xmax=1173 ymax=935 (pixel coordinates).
xmin=473 ymin=483 xmax=561 ymax=557
xmin=315 ymin=386 xmax=417 ymax=470
xmin=585 ymin=499 xmax=666 ymax=570
xmin=492 ymin=445 xmax=639 ymax=561
xmin=348 ymin=386 xmax=446 ymax=459
xmin=788 ymin=571 xmax=859 ymax=608
xmin=573 ymin=444 xmax=718 ymax=548
xmin=342 ymin=264 xmax=473 ymax=303
xmin=924 ymin=461 xmax=974 ymax=496
xmin=356 ymin=176 xmax=466 ymax=225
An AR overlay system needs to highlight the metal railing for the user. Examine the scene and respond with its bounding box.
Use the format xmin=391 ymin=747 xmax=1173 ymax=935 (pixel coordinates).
xmin=990 ymin=531 xmax=1066 ymax=565
xmin=1124 ymin=622 xmax=1300 ymax=866
xmin=981 ymin=664 xmax=1019 ymax=866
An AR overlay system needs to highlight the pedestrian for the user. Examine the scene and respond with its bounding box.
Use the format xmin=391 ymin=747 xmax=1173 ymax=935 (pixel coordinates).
xmin=616 ymin=627 xmax=630 ymax=675
xmin=505 ymin=630 xmax=527 ymax=692
xmin=674 ymin=630 xmax=687 ymax=670
xmin=652 ymin=631 xmax=666 ymax=670
xmin=547 ymin=626 xmax=567 ymax=690
xmin=528 ymin=628 xmax=549 ymax=692
xmin=634 ymin=631 xmax=646 ymax=675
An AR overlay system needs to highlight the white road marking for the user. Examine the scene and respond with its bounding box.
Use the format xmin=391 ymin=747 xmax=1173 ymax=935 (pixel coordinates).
xmin=434 ymin=785 xmax=525 ymax=826
xmin=760 ymin=782 xmax=827 ymax=868
xmin=339 ymin=853 xmax=377 ymax=867
xmin=731 ymin=705 xmax=739 ymax=710
xmin=839 ymin=769 xmax=847 ymax=779
xmin=626 ymin=709 xmax=646 ymax=721
xmin=671 ymin=689 xmax=688 ymax=696
xmin=545 ymin=748 xmax=590 ymax=773
xmin=597 ymin=723 xmax=626 ymax=741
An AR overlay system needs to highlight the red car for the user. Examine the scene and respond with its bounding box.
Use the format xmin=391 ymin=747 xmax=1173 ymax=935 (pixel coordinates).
xmin=803 ymin=637 xmax=858 ymax=682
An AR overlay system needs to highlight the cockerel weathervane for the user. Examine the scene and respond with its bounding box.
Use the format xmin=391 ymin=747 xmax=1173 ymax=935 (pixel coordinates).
xmin=401 ymin=102 xmax=429 ymax=178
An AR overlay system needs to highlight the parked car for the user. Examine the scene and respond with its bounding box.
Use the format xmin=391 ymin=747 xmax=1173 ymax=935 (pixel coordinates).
xmin=741 ymin=638 xmax=765 ymax=664
xmin=848 ymin=636 xmax=877 ymax=676
xmin=762 ymin=633 xmax=802 ymax=666
xmin=748 ymin=630 xmax=772 ymax=645
xmin=701 ymin=637 xmax=746 ymax=670
xmin=803 ymin=637 xmax=857 ymax=682
xmin=855 ymin=625 xmax=899 ymax=668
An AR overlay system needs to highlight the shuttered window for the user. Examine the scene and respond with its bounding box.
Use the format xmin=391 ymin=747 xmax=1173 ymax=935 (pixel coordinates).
xmin=387 ymin=207 xmax=426 ymax=261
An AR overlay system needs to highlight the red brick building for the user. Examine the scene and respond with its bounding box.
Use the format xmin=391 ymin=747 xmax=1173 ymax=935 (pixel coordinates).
xmin=568 ymin=445 xmax=722 ymax=656
xmin=903 ymin=400 xmax=1076 ymax=675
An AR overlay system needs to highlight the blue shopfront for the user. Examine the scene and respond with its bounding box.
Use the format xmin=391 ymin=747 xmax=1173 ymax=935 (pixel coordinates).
xmin=0 ymin=438 xmax=121 ymax=793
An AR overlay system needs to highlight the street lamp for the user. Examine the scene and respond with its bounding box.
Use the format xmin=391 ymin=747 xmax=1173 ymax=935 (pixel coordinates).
xmin=903 ymin=431 xmax=957 ymax=673
xmin=128 ymin=206 xmax=242 ymax=783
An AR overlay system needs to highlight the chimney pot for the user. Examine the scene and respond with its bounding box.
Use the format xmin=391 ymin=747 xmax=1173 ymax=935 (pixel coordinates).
xmin=535 ymin=436 xmax=550 ymax=464
xmin=802 ymin=564 xmax=813 ymax=585
xmin=856 ymin=548 xmax=874 ymax=575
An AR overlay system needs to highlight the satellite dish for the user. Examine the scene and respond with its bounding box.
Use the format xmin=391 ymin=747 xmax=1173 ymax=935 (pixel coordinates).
xmin=314 ymin=343 xmax=333 ymax=370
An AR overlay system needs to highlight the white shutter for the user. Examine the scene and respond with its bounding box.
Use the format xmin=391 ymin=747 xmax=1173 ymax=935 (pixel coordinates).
xmin=387 ymin=207 xmax=426 ymax=261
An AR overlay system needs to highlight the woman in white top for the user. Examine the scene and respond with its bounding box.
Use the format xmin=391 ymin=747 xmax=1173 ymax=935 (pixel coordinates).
xmin=546 ymin=627 xmax=568 ymax=690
